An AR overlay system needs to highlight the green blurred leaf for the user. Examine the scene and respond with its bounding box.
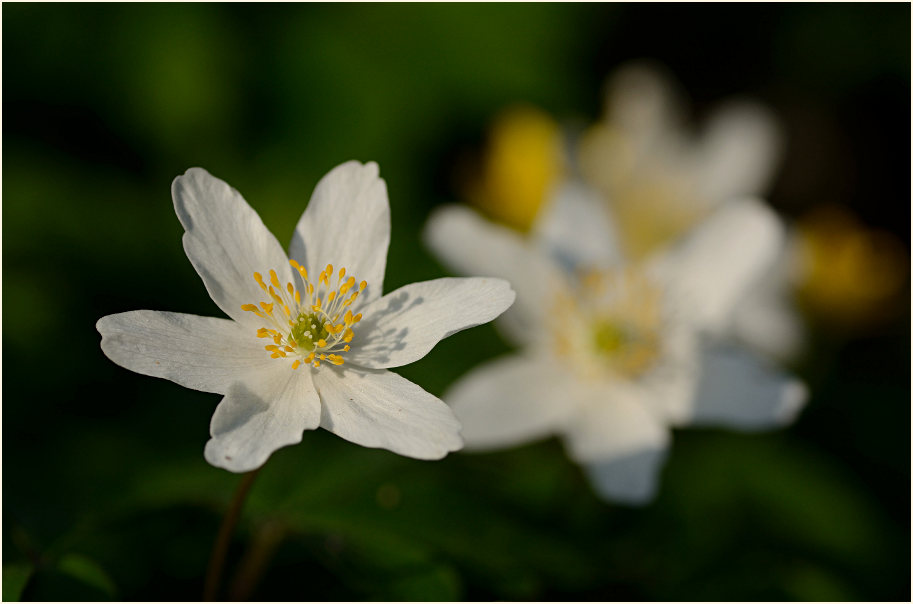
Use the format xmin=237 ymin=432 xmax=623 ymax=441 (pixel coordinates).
xmin=2 ymin=564 xmax=32 ymax=602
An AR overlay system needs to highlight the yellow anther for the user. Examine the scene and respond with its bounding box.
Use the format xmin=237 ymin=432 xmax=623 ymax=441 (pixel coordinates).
xmin=241 ymin=304 xmax=259 ymax=312
xmin=326 ymin=264 xmax=334 ymax=278
xmin=283 ymin=346 xmax=295 ymax=353
xmin=283 ymin=304 xmax=291 ymax=317
xmin=319 ymin=353 xmax=326 ymax=360
xmin=328 ymin=354 xmax=344 ymax=366
xmin=328 ymin=291 xmax=337 ymax=302
xmin=273 ymin=335 xmax=282 ymax=345
xmin=254 ymin=273 xmax=268 ymax=291
xmin=343 ymin=328 xmax=354 ymax=343
xmin=287 ymin=282 xmax=295 ymax=295
xmin=317 ymin=339 xmax=327 ymax=347
xmin=340 ymin=276 xmax=356 ymax=294
xmin=260 ymin=302 xmax=274 ymax=314
xmin=289 ymin=259 xmax=300 ymax=270
xmin=343 ymin=345 xmax=350 ymax=352
xmin=313 ymin=360 xmax=321 ymax=368
xmin=265 ymin=345 xmax=279 ymax=351
xmin=344 ymin=310 xmax=353 ymax=324
xmin=339 ymin=267 xmax=346 ymax=279
xmin=256 ymin=328 xmax=270 ymax=338
xmin=291 ymin=360 xmax=301 ymax=370
xmin=271 ymin=352 xmax=281 ymax=358
xmin=294 ymin=290 xmax=301 ymax=304
xmin=353 ymin=313 xmax=362 ymax=323
xmin=269 ymin=269 xmax=281 ymax=289
xmin=304 ymin=352 xmax=315 ymax=364
xmin=359 ymin=280 xmax=367 ymax=291
xmin=307 ymin=283 xmax=314 ymax=294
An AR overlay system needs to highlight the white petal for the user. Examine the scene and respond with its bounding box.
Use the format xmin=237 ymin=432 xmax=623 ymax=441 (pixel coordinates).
xmin=289 ymin=161 xmax=390 ymax=308
xmin=346 ymin=277 xmax=515 ymax=369
xmin=562 ymin=381 xmax=670 ymax=463
xmin=649 ymin=198 xmax=784 ymax=334
xmin=531 ymin=180 xmax=624 ymax=270
xmin=583 ymin=449 xmax=668 ymax=505
xmin=562 ymin=382 xmax=670 ymax=504
xmin=423 ymin=204 xmax=566 ymax=346
xmin=638 ymin=325 xmax=701 ymax=426
xmin=697 ymin=101 xmax=783 ymax=202
xmin=204 ymin=365 xmax=321 ymax=472
xmin=313 ymin=367 xmax=462 ymax=459
xmin=730 ymin=234 xmax=804 ymax=361
xmin=445 ymin=354 xmax=573 ymax=451
xmin=172 ymin=168 xmax=294 ymax=326
xmin=605 ymin=61 xmax=684 ymax=147
xmin=97 ymin=310 xmax=270 ymax=394
xmin=686 ymin=343 xmax=807 ymax=430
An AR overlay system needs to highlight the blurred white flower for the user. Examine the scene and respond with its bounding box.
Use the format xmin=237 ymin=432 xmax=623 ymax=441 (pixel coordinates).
xmin=97 ymin=162 xmax=515 ymax=472
xmin=424 ymin=187 xmax=806 ymax=504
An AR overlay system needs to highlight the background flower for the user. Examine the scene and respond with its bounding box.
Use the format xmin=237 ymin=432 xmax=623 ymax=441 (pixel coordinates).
xmin=3 ymin=4 xmax=908 ymax=601
xmin=426 ymin=188 xmax=806 ymax=504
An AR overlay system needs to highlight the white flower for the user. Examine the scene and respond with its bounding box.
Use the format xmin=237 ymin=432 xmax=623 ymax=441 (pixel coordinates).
xmin=97 ymin=162 xmax=515 ymax=472
xmin=424 ymin=187 xmax=806 ymax=504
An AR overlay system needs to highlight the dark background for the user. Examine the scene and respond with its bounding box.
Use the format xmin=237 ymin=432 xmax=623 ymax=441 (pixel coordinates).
xmin=4 ymin=3 xmax=910 ymax=600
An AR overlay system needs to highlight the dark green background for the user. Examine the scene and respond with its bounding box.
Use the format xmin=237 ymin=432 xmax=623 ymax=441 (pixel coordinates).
xmin=4 ymin=3 xmax=909 ymax=601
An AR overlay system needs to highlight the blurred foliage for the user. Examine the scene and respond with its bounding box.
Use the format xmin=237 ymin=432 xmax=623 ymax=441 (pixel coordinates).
xmin=3 ymin=3 xmax=909 ymax=601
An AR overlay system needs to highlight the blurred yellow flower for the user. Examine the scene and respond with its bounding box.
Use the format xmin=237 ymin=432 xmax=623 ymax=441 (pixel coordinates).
xmin=796 ymin=206 xmax=907 ymax=326
xmin=468 ymin=105 xmax=564 ymax=231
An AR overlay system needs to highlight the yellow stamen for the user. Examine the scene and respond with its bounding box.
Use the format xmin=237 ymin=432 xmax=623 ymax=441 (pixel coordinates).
xmin=339 ymin=267 xmax=346 ymax=280
xmin=291 ymin=360 xmax=301 ymax=370
xmin=254 ymin=273 xmax=268 ymax=291
xmin=269 ymin=269 xmax=281 ymax=289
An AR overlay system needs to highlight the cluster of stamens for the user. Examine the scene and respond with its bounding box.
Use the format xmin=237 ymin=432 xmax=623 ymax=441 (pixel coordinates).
xmin=241 ymin=260 xmax=365 ymax=369
xmin=552 ymin=267 xmax=663 ymax=378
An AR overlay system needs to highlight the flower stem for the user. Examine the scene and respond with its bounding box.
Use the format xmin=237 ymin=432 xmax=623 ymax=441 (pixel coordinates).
xmin=203 ymin=468 xmax=261 ymax=601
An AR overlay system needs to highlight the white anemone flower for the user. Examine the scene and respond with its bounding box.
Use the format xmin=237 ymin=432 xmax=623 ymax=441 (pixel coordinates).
xmin=424 ymin=186 xmax=807 ymax=504
xmin=97 ymin=162 xmax=515 ymax=472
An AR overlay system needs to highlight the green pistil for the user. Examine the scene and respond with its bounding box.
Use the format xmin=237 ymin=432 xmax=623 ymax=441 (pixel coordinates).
xmin=593 ymin=320 xmax=629 ymax=355
xmin=290 ymin=312 xmax=329 ymax=352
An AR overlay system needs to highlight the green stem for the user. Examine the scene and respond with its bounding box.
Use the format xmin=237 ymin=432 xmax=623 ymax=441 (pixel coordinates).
xmin=203 ymin=468 xmax=261 ymax=601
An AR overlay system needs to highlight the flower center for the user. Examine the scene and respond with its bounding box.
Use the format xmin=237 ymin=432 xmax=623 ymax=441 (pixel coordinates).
xmin=241 ymin=260 xmax=365 ymax=369
xmin=553 ymin=268 xmax=663 ymax=379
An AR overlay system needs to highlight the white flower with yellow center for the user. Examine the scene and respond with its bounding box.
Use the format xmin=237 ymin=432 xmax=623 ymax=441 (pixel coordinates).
xmin=97 ymin=162 xmax=515 ymax=472
xmin=424 ymin=187 xmax=807 ymax=504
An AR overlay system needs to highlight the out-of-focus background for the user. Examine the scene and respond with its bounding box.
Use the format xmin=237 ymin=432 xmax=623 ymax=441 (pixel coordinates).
xmin=3 ymin=4 xmax=909 ymax=601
